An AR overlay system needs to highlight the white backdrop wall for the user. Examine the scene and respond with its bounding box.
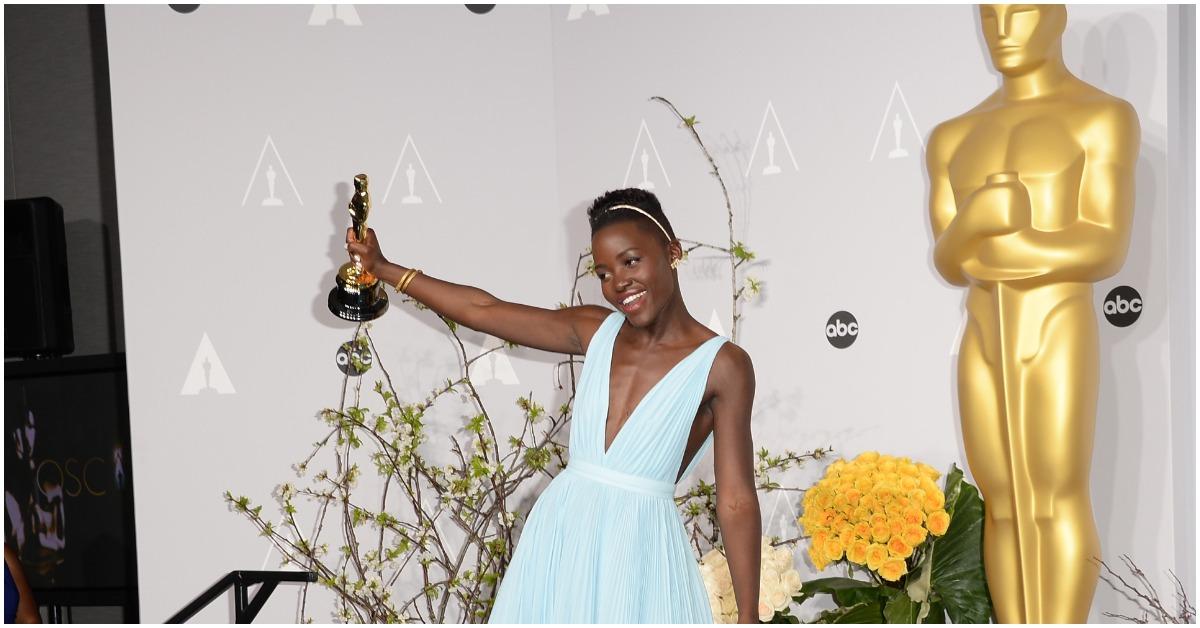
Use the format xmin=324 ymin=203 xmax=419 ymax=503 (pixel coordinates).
xmin=105 ymin=5 xmax=1191 ymax=622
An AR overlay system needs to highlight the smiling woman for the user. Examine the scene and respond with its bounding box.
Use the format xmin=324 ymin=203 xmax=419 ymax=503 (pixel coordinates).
xmin=345 ymin=187 xmax=761 ymax=623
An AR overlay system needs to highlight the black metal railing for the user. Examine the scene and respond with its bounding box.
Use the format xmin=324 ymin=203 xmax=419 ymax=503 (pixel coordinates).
xmin=167 ymin=570 xmax=317 ymax=624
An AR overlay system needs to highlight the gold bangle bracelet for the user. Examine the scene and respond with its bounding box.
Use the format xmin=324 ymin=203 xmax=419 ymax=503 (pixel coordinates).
xmin=398 ymin=269 xmax=422 ymax=294
xmin=393 ymin=269 xmax=417 ymax=294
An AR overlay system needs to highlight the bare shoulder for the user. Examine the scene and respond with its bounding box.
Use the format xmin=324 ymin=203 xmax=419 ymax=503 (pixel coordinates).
xmin=710 ymin=340 xmax=755 ymax=393
xmin=570 ymin=304 xmax=616 ymax=353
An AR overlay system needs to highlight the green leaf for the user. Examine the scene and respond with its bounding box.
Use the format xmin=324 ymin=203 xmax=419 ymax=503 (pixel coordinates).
xmin=810 ymin=601 xmax=885 ymax=624
xmin=883 ymin=587 xmax=919 ymax=623
xmin=731 ymin=241 xmax=756 ymax=262
xmin=929 ymin=464 xmax=993 ymax=624
xmin=682 ymin=115 xmax=699 ymax=127
xmin=796 ymin=577 xmax=878 ymax=607
xmin=923 ymin=597 xmax=947 ymax=623
xmin=766 ymin=609 xmax=800 ymax=624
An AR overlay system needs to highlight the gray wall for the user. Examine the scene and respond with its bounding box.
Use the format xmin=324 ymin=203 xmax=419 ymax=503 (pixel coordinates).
xmin=103 ymin=5 xmax=1193 ymax=623
xmin=5 ymin=4 xmax=124 ymax=357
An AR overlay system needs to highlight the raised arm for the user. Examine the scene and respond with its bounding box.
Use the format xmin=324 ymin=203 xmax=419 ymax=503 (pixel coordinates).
xmin=710 ymin=343 xmax=761 ymax=623
xmin=347 ymin=227 xmax=611 ymax=355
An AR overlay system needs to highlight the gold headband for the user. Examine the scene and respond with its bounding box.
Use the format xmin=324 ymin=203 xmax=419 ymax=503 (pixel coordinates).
xmin=603 ymin=204 xmax=673 ymax=242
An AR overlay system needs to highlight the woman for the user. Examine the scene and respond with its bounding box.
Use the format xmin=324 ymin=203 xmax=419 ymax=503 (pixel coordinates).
xmin=347 ymin=188 xmax=761 ymax=623
xmin=4 ymin=545 xmax=40 ymax=623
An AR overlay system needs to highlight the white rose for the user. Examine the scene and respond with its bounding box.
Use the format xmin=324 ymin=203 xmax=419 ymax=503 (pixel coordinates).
xmin=716 ymin=572 xmax=734 ymax=595
xmin=759 ymin=566 xmax=781 ymax=589
xmin=772 ymin=546 xmax=794 ymax=570
xmin=782 ymin=568 xmax=802 ymax=594
xmin=720 ymin=592 xmax=738 ymax=617
xmin=702 ymin=548 xmax=729 ymax=570
xmin=768 ymin=582 xmax=790 ymax=611
xmin=757 ymin=599 xmax=774 ymax=622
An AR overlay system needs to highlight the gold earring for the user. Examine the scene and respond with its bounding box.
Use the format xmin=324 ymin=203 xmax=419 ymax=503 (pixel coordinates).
xmin=670 ymin=257 xmax=681 ymax=270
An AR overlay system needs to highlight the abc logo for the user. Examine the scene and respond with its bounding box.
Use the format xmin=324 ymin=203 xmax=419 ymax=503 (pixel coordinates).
xmin=1102 ymin=286 xmax=1142 ymax=328
xmin=335 ymin=341 xmax=374 ymax=376
xmin=825 ymin=311 xmax=859 ymax=349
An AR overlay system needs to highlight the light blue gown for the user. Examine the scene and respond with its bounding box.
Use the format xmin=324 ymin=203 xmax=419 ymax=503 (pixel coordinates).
xmin=488 ymin=311 xmax=727 ymax=623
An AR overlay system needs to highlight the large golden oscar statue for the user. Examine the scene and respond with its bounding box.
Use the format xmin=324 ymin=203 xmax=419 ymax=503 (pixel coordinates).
xmin=926 ymin=4 xmax=1139 ymax=623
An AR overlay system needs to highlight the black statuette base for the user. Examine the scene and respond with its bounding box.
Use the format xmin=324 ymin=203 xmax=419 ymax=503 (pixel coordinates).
xmin=328 ymin=273 xmax=389 ymax=322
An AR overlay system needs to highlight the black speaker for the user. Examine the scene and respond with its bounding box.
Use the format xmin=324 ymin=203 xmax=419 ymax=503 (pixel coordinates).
xmin=5 ymin=197 xmax=74 ymax=358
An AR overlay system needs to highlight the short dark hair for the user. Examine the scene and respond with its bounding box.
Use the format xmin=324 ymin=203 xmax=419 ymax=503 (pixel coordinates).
xmin=586 ymin=188 xmax=677 ymax=242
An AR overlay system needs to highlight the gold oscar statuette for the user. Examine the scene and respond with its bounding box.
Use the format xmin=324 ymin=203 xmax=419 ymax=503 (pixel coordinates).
xmin=927 ymin=4 xmax=1139 ymax=622
xmin=328 ymin=174 xmax=389 ymax=321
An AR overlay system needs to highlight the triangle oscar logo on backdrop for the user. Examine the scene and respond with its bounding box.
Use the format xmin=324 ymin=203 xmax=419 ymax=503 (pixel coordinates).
xmin=308 ymin=4 xmax=361 ymax=26
xmin=181 ymin=332 xmax=236 ymax=395
xmin=706 ymin=310 xmax=726 ymax=337
xmin=623 ymin=119 xmax=670 ymax=192
xmin=469 ymin=336 xmax=520 ymax=386
xmin=763 ymin=491 xmax=800 ymax=538
xmin=383 ymin=134 xmax=443 ymax=206
xmin=869 ymin=81 xmax=923 ymax=162
xmin=567 ymin=4 xmax=609 ymax=21
xmin=242 ymin=135 xmax=303 ymax=207
xmin=745 ymin=100 xmax=799 ymax=179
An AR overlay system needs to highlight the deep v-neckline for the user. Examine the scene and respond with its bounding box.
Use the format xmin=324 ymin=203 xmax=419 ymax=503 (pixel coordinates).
xmin=602 ymin=321 xmax=720 ymax=458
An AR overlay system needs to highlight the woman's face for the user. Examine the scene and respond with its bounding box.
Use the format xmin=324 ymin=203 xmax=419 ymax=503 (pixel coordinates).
xmin=591 ymin=221 xmax=678 ymax=325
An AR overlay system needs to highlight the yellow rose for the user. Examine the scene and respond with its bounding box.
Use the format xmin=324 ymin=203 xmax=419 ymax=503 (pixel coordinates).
xmin=855 ymin=477 xmax=874 ymax=493
xmin=900 ymin=476 xmax=918 ymax=491
xmin=887 ymin=536 xmax=913 ymax=559
xmin=901 ymin=524 xmax=927 ymax=547
xmin=879 ymin=458 xmax=898 ymax=473
xmin=923 ymin=490 xmax=946 ymax=513
xmin=879 ymin=559 xmax=908 ymax=582
xmin=825 ymin=536 xmax=846 ymax=561
xmin=917 ymin=462 xmax=941 ymax=481
xmin=927 ymin=509 xmax=951 ymax=536
xmin=853 ymin=522 xmax=872 ymax=539
xmin=856 ymin=451 xmax=881 ymax=463
xmin=810 ymin=546 xmax=829 ymax=572
xmin=812 ymin=529 xmax=829 ymax=553
xmin=846 ymin=539 xmax=870 ymax=565
xmin=899 ymin=462 xmax=919 ymax=477
xmin=869 ymin=513 xmax=887 ymax=528
xmin=902 ymin=508 xmax=924 ymax=526
xmin=865 ymin=543 xmax=889 ymax=571
xmin=907 ymin=489 xmax=927 ymax=504
xmin=845 ymin=488 xmax=862 ymax=506
xmin=838 ymin=527 xmax=855 ymax=548
xmin=871 ymin=524 xmax=891 ymax=543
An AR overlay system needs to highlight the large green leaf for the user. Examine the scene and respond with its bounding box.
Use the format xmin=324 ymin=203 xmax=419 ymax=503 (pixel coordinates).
xmin=923 ymin=596 xmax=947 ymax=623
xmin=883 ymin=588 xmax=919 ymax=623
xmin=929 ymin=465 xmax=994 ymax=624
xmin=795 ymin=577 xmax=880 ymax=607
xmin=810 ymin=601 xmax=887 ymax=624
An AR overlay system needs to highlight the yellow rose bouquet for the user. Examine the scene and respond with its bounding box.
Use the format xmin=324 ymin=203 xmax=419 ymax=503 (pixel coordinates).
xmin=796 ymin=453 xmax=993 ymax=624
